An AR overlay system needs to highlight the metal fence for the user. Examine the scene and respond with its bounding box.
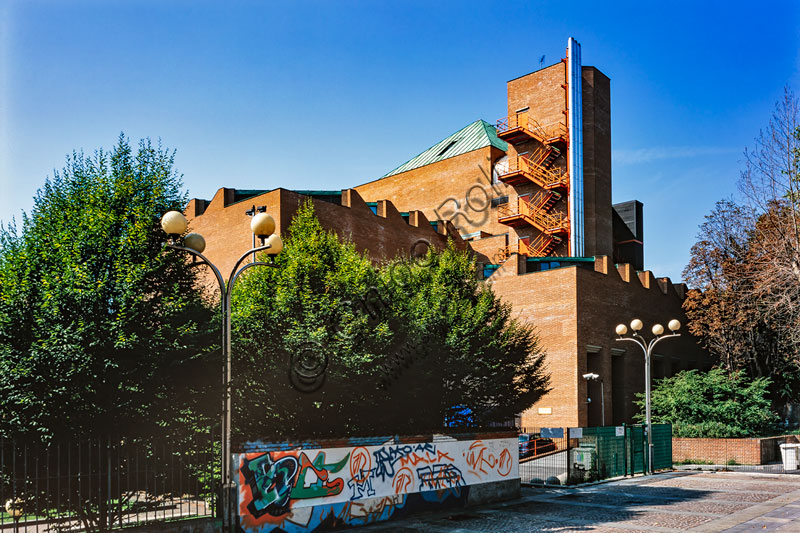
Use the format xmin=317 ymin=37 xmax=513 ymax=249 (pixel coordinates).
xmin=519 ymin=424 xmax=673 ymax=486
xmin=0 ymin=431 xmax=217 ymax=532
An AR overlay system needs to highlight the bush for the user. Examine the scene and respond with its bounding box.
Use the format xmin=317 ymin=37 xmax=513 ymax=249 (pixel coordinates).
xmin=634 ymin=368 xmax=779 ymax=438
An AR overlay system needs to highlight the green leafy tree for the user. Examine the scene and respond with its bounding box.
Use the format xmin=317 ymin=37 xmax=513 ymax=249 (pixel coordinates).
xmin=230 ymin=201 xmax=549 ymax=440
xmin=0 ymin=135 xmax=217 ymax=440
xmin=634 ymin=369 xmax=779 ymax=437
xmin=379 ymin=240 xmax=550 ymax=430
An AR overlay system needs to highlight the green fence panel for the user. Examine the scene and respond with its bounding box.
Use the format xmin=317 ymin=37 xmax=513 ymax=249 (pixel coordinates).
xmin=596 ymin=426 xmax=625 ymax=479
xmin=652 ymin=423 xmax=673 ymax=470
xmin=627 ymin=425 xmax=646 ymax=475
xmin=569 ymin=426 xmax=628 ymax=483
xmin=561 ymin=423 xmax=673 ymax=485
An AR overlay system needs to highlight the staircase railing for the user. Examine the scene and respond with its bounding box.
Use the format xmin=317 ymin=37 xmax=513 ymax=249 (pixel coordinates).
xmin=508 ymin=155 xmax=568 ymax=189
xmin=498 ymin=196 xmax=569 ymax=233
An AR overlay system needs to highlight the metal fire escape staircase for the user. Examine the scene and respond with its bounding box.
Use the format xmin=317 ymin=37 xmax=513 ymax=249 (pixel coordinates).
xmin=495 ymin=112 xmax=568 ymax=148
xmin=498 ymin=193 xmax=568 ymax=259
xmin=494 ymin=150 xmax=568 ymax=190
xmin=493 ymin=54 xmax=573 ymax=264
xmin=495 ymin=110 xmax=570 ymax=259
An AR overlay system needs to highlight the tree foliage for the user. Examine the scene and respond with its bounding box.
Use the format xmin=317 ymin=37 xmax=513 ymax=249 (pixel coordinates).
xmin=230 ymin=201 xmax=549 ymax=440
xmin=683 ymin=89 xmax=800 ymax=404
xmin=634 ymin=369 xmax=779 ymax=438
xmin=0 ymin=135 xmax=217 ymax=440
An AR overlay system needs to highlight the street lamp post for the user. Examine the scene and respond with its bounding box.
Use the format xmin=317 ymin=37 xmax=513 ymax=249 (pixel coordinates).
xmin=161 ymin=210 xmax=283 ymax=532
xmin=614 ymin=318 xmax=681 ymax=475
xmin=582 ymin=373 xmax=604 ymax=426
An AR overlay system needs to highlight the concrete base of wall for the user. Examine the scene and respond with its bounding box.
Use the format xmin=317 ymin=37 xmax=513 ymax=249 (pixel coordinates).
xmin=124 ymin=517 xmax=219 ymax=533
xmin=467 ymin=478 xmax=521 ymax=506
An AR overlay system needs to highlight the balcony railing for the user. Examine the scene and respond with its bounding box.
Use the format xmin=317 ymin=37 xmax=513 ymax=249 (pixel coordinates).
xmin=495 ymin=155 xmax=568 ymax=190
xmin=499 ymin=235 xmax=563 ymax=260
xmin=498 ymin=196 xmax=569 ymax=234
xmin=496 ymin=112 xmax=568 ymax=146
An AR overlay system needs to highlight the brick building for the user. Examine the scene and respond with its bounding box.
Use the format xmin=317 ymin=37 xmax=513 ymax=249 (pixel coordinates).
xmin=186 ymin=38 xmax=709 ymax=428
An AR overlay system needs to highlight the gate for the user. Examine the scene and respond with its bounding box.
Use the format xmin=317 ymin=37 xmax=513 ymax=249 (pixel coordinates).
xmin=519 ymin=424 xmax=672 ymax=485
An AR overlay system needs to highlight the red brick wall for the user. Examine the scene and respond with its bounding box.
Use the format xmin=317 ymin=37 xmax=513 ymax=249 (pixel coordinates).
xmin=490 ymin=260 xmax=581 ymax=427
xmin=185 ymin=188 xmax=463 ymax=279
xmin=356 ymin=146 xmax=513 ymax=237
xmin=581 ymin=67 xmax=613 ymax=258
xmin=673 ymin=438 xmax=761 ymax=466
xmin=573 ymin=261 xmax=708 ymax=427
xmin=489 ymin=256 xmax=709 ymax=429
xmin=507 ymin=63 xmax=567 ymax=126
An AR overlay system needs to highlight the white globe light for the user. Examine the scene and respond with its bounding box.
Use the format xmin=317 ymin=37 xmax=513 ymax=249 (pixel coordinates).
xmin=5 ymin=498 xmax=22 ymax=519
xmin=615 ymin=324 xmax=627 ymax=336
xmin=652 ymin=323 xmax=664 ymax=336
xmin=630 ymin=319 xmax=643 ymax=331
xmin=264 ymin=233 xmax=283 ymax=255
xmin=668 ymin=319 xmax=681 ymax=332
xmin=184 ymin=233 xmax=206 ymax=253
xmin=251 ymin=213 xmax=275 ymax=237
xmin=161 ymin=211 xmax=187 ymax=235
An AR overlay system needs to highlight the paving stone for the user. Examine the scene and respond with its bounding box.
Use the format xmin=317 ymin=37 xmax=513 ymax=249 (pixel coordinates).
xmin=355 ymin=472 xmax=800 ymax=532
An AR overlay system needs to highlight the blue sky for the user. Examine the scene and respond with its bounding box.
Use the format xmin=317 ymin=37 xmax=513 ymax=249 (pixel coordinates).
xmin=1 ymin=0 xmax=798 ymax=282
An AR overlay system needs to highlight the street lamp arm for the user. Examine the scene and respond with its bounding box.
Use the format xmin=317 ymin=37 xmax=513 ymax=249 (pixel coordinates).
xmin=165 ymin=243 xmax=226 ymax=295
xmin=615 ymin=335 xmax=647 ymax=356
xmin=649 ymin=332 xmax=681 ymax=352
xmin=226 ymin=261 xmax=277 ymax=302
xmin=226 ymin=244 xmax=275 ymax=289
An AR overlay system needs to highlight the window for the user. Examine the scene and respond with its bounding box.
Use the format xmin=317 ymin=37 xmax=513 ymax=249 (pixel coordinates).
xmin=436 ymin=139 xmax=459 ymax=157
xmin=491 ymin=196 xmax=509 ymax=207
xmin=492 ymin=155 xmax=509 ymax=184
xmin=483 ymin=264 xmax=500 ymax=279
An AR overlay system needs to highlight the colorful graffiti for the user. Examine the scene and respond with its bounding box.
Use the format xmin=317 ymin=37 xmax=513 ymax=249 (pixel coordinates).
xmin=466 ymin=439 xmax=514 ymax=479
xmin=236 ymin=437 xmax=517 ymax=532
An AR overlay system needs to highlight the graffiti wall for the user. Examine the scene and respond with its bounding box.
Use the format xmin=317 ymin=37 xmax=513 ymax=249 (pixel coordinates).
xmin=235 ymin=436 xmax=518 ymax=532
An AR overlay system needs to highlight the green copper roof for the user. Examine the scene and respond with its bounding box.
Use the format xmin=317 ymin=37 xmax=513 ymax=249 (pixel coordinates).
xmin=382 ymin=120 xmax=508 ymax=178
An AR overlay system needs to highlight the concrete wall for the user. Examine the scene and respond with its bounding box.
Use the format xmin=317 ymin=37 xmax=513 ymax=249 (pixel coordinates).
xmin=233 ymin=433 xmax=519 ymax=532
xmin=124 ymin=518 xmax=218 ymax=533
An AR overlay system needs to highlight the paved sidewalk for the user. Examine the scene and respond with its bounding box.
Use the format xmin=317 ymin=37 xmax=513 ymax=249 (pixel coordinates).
xmin=358 ymin=470 xmax=800 ymax=532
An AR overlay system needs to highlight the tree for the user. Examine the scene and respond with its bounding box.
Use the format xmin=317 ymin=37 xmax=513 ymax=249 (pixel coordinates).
xmin=683 ymin=89 xmax=800 ymax=405
xmin=0 ymin=135 xmax=217 ymax=440
xmin=634 ymin=369 xmax=779 ymax=438
xmin=379 ymin=238 xmax=550 ymax=429
xmin=230 ymin=201 xmax=549 ymax=440
xmin=737 ymin=88 xmax=800 ymax=355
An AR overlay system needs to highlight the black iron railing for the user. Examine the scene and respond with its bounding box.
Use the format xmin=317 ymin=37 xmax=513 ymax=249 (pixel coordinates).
xmin=0 ymin=431 xmax=216 ymax=532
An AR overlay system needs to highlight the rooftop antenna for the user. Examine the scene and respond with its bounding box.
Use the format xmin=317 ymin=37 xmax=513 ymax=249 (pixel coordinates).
xmin=539 ymin=55 xmax=546 ymax=68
